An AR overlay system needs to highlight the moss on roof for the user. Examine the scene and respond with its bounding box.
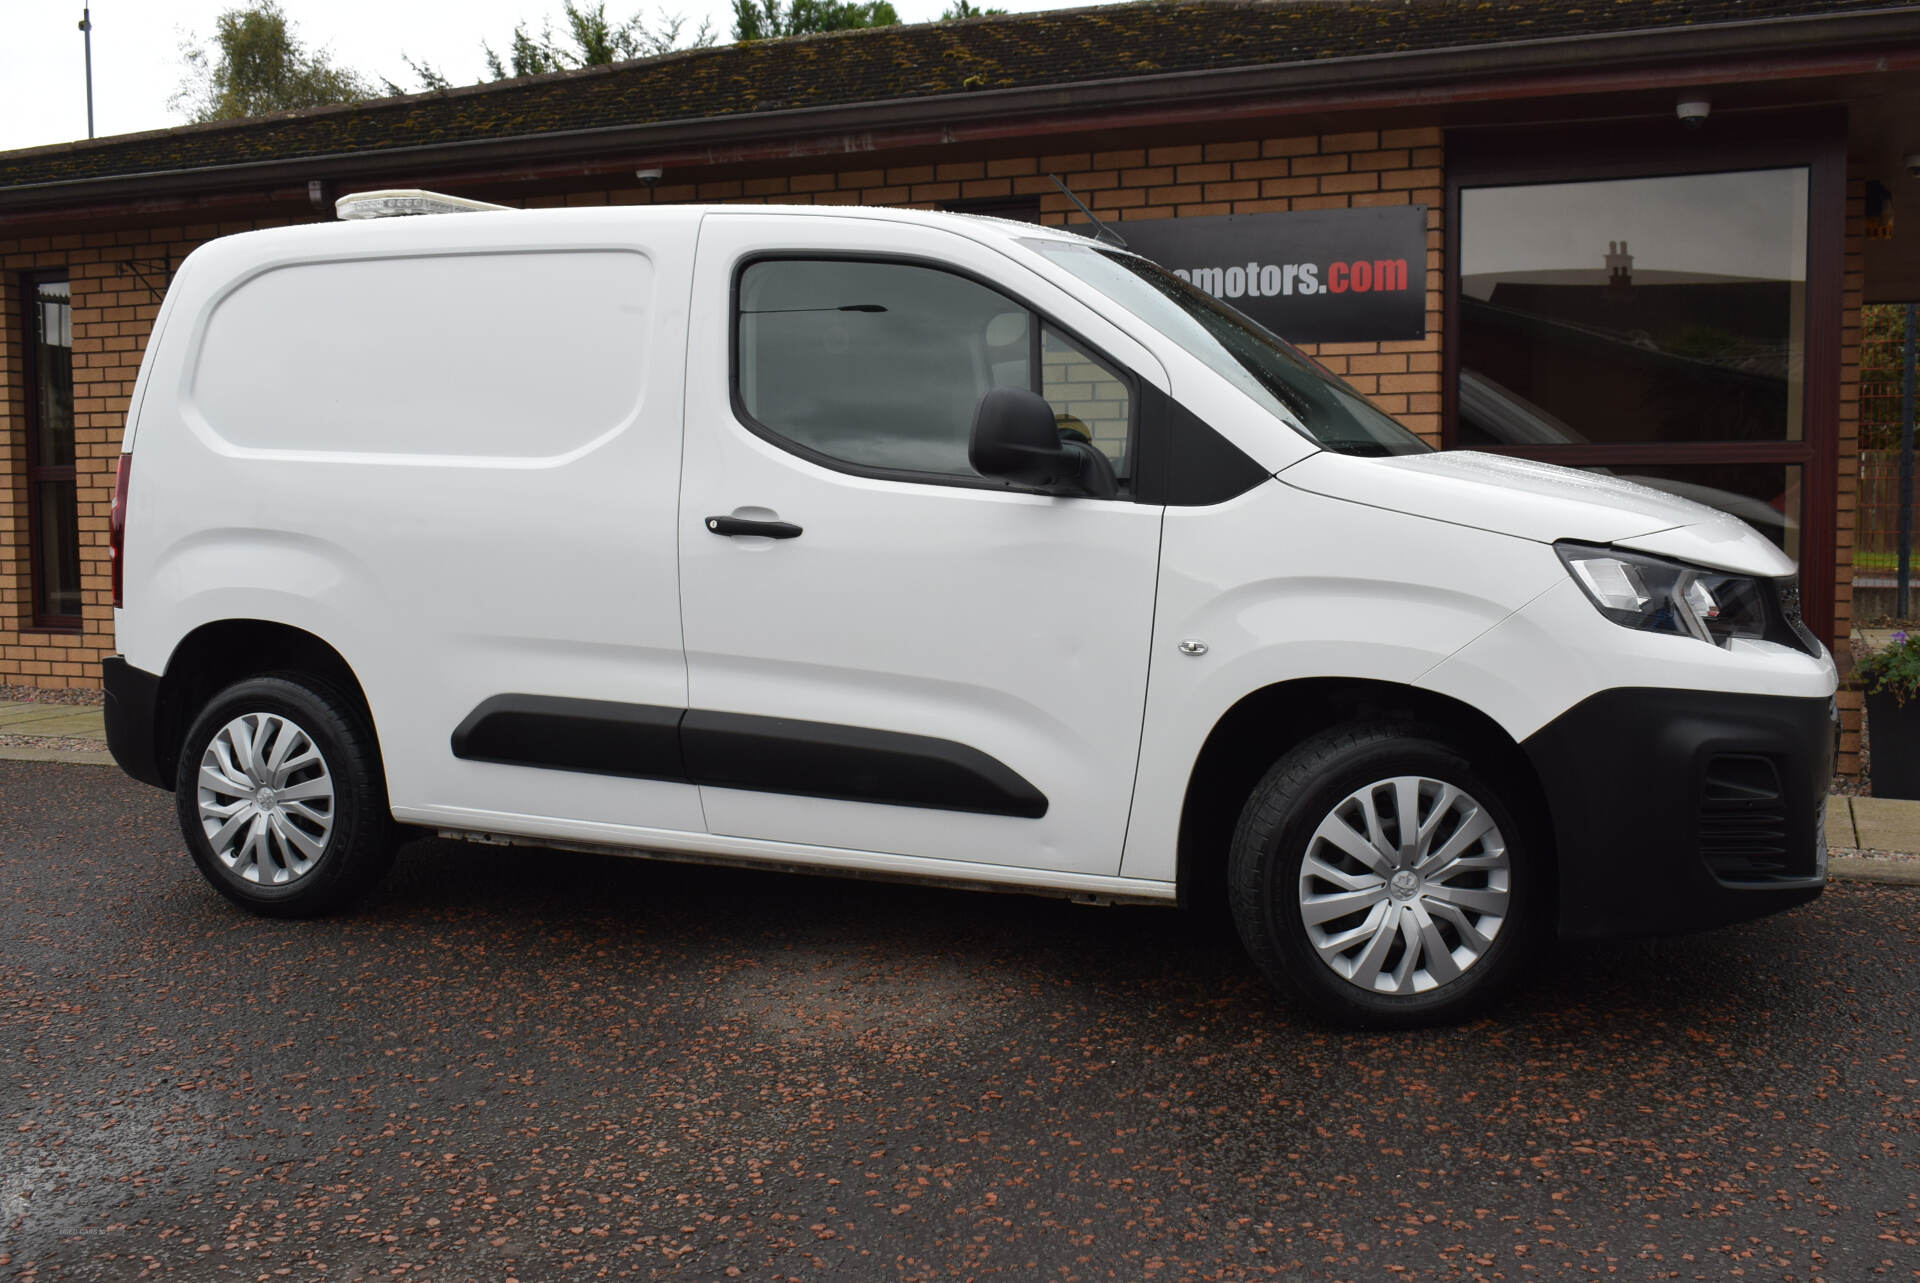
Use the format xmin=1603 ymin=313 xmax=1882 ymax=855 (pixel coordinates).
xmin=1 ymin=0 xmax=1908 ymax=190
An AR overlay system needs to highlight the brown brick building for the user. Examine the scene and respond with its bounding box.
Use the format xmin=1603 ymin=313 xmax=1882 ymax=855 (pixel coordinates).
xmin=2 ymin=0 xmax=1918 ymax=775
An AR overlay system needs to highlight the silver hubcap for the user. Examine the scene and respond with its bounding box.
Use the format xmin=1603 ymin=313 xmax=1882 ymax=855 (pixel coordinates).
xmin=1298 ymin=775 xmax=1511 ymax=995
xmin=197 ymin=713 xmax=335 ymax=885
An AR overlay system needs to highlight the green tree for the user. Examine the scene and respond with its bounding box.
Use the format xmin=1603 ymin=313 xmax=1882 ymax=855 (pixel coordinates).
xmin=1862 ymin=304 xmax=1912 ymax=453
xmin=732 ymin=0 xmax=900 ymax=42
xmin=403 ymin=54 xmax=453 ymax=91
xmin=940 ymin=0 xmax=1005 ymax=17
xmin=438 ymin=2 xmax=712 ymax=83
xmin=171 ymin=1 xmax=374 ymax=123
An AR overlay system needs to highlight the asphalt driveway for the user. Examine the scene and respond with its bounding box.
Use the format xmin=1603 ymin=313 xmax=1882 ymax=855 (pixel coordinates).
xmin=3 ymin=758 xmax=1917 ymax=1280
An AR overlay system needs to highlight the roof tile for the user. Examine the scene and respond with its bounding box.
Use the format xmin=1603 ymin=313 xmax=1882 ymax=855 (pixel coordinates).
xmin=1 ymin=0 xmax=1909 ymax=191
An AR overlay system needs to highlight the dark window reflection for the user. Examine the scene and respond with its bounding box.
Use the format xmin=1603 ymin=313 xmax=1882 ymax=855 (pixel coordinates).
xmin=737 ymin=259 xmax=1129 ymax=481
xmin=1459 ymin=169 xmax=1808 ymax=449
xmin=28 ymin=278 xmax=79 ymax=625
xmin=33 ymin=481 xmax=82 ymax=619
xmin=33 ymin=281 xmax=74 ymax=466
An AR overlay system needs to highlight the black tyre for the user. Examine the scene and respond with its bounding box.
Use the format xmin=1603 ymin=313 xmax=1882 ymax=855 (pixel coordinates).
xmin=175 ymin=673 xmax=396 ymax=917
xmin=1228 ymin=723 xmax=1545 ymax=1029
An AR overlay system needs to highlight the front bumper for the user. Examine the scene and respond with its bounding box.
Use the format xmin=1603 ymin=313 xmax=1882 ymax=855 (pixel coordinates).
xmin=1522 ymin=687 xmax=1834 ymax=940
xmin=102 ymin=655 xmax=168 ymax=790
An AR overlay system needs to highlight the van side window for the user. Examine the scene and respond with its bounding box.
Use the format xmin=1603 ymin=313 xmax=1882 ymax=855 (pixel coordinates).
xmin=735 ymin=258 xmax=1130 ymax=488
xmin=1041 ymin=325 xmax=1129 ymax=476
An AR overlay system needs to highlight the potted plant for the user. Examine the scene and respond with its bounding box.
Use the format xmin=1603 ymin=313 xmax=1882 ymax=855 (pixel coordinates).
xmin=1858 ymin=630 xmax=1920 ymax=799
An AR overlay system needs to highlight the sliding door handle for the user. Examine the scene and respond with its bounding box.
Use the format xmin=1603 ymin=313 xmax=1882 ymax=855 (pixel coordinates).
xmin=705 ymin=515 xmax=803 ymax=539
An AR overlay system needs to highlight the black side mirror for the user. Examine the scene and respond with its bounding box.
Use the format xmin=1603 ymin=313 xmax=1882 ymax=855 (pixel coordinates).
xmin=970 ymin=386 xmax=1070 ymax=488
xmin=968 ymin=387 xmax=1117 ymax=498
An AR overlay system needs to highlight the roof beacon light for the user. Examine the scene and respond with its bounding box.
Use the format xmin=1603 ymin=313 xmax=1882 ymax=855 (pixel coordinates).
xmin=335 ymin=189 xmax=512 ymax=220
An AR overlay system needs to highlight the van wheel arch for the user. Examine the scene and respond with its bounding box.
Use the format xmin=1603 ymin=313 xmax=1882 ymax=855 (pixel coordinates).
xmin=154 ymin=621 xmax=373 ymax=789
xmin=1177 ymin=679 xmax=1554 ymax=917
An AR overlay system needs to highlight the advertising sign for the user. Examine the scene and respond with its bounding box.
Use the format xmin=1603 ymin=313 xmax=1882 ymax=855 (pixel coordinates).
xmin=1109 ymin=206 xmax=1428 ymax=344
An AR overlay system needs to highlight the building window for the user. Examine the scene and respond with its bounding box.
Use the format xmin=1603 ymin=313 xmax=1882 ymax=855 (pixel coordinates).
xmin=1456 ymin=167 xmax=1812 ymax=560
xmin=23 ymin=274 xmax=80 ymax=629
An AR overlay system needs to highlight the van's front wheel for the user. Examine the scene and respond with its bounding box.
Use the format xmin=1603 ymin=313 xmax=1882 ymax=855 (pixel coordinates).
xmin=175 ymin=674 xmax=396 ymax=917
xmin=1228 ymin=724 xmax=1543 ymax=1028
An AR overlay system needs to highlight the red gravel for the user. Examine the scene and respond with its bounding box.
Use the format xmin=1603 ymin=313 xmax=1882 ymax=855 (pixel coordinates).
xmin=0 ymin=685 xmax=103 ymax=706
xmin=0 ymin=736 xmax=108 ymax=753
xmin=3 ymin=760 xmax=1918 ymax=1280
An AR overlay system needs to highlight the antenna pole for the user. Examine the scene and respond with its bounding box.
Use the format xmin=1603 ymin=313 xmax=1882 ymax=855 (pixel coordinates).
xmin=79 ymin=7 xmax=95 ymax=139
xmin=1047 ymin=175 xmax=1128 ymax=249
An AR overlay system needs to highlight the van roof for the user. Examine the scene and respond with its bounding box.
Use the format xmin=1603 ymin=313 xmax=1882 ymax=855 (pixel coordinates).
xmin=704 ymin=202 xmax=1097 ymax=243
xmin=207 ymin=201 xmax=1106 ymax=257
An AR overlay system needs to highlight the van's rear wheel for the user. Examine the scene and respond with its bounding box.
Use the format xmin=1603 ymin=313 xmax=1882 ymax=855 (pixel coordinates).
xmin=175 ymin=674 xmax=396 ymax=917
xmin=1228 ymin=724 xmax=1543 ymax=1028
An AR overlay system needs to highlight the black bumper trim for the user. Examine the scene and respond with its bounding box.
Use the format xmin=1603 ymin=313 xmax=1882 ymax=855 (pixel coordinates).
xmin=102 ymin=655 xmax=168 ymax=791
xmin=1523 ymin=687 xmax=1832 ymax=940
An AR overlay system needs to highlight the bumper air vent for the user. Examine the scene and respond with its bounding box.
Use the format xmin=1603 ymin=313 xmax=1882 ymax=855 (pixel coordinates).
xmin=1699 ymin=753 xmax=1811 ymax=882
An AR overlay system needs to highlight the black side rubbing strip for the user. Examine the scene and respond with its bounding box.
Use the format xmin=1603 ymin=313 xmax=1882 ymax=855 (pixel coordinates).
xmin=450 ymin=698 xmax=1050 ymax=819
xmin=682 ymin=710 xmax=1048 ymax=818
xmin=451 ymin=695 xmax=686 ymax=782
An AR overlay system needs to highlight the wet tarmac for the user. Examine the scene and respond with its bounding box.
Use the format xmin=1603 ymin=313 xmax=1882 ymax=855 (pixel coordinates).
xmin=3 ymin=759 xmax=1917 ymax=1280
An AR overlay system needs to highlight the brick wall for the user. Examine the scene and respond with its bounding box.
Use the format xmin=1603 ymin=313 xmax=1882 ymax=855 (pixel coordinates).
xmin=0 ymin=222 xmax=264 ymax=688
xmin=533 ymin=126 xmax=1448 ymax=442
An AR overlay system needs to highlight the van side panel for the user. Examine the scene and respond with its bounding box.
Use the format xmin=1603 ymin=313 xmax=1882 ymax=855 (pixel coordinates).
xmin=188 ymin=250 xmax=652 ymax=459
xmin=1119 ymin=483 xmax=1566 ymax=883
xmin=123 ymin=211 xmax=707 ymax=834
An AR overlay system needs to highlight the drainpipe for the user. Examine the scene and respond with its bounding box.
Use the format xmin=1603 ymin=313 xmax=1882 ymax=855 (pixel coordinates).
xmin=1902 ymin=302 xmax=1918 ymax=617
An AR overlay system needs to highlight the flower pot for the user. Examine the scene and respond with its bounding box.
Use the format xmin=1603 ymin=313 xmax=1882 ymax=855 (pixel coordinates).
xmin=1866 ymin=687 xmax=1920 ymax=800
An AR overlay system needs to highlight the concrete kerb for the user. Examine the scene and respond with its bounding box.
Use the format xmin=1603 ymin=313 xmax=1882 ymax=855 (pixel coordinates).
xmin=1830 ymin=856 xmax=1920 ymax=886
xmin=0 ymin=747 xmax=116 ymax=766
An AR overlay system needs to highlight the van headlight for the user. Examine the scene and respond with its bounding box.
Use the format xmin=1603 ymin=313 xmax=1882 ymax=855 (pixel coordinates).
xmin=1555 ymin=543 xmax=1768 ymax=647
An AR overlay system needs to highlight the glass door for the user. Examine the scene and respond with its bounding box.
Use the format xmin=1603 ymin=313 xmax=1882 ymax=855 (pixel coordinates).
xmin=1454 ymin=167 xmax=1813 ymax=562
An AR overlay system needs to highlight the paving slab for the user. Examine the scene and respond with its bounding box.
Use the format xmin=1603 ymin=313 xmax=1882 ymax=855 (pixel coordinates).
xmin=1854 ymin=627 xmax=1902 ymax=656
xmin=19 ymin=712 xmax=106 ymax=736
xmin=0 ymin=701 xmax=105 ymax=737
xmin=1847 ymin=795 xmax=1920 ymax=854
xmin=1824 ymin=796 xmax=1858 ymax=849
xmin=0 ymin=746 xmax=113 ymax=766
xmin=0 ymin=704 xmax=79 ymax=729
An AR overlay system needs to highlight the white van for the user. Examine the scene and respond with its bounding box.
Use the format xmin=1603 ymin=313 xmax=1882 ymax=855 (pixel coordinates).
xmin=102 ymin=196 xmax=1837 ymax=1027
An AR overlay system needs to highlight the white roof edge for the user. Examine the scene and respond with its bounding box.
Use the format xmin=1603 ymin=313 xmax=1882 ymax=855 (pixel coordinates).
xmin=699 ymin=201 xmax=1097 ymax=242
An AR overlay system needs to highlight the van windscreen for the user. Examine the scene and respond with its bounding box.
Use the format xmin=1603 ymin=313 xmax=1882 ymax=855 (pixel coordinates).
xmin=1025 ymin=240 xmax=1430 ymax=459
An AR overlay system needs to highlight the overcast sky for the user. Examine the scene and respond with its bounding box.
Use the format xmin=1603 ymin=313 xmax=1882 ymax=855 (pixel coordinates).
xmin=0 ymin=0 xmax=1086 ymax=154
